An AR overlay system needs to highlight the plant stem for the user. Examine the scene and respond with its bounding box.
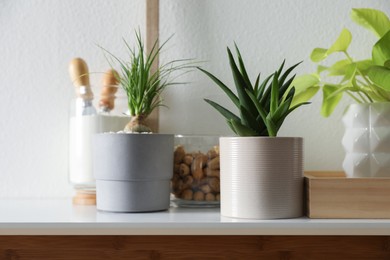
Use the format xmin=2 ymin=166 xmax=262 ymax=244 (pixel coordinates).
xmin=343 ymin=51 xmax=384 ymax=101
xmin=347 ymin=91 xmax=363 ymax=103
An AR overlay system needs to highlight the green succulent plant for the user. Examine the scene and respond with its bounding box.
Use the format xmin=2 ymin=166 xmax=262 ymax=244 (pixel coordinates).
xmin=101 ymin=30 xmax=193 ymax=132
xmin=198 ymin=45 xmax=311 ymax=137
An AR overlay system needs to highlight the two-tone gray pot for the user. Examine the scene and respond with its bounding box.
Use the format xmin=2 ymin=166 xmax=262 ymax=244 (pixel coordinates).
xmin=92 ymin=133 xmax=174 ymax=212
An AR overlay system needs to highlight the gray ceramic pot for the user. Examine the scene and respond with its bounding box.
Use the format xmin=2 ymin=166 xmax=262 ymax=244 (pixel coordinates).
xmin=93 ymin=133 xmax=174 ymax=212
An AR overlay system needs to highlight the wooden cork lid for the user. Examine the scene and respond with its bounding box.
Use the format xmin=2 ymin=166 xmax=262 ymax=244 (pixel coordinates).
xmin=72 ymin=190 xmax=96 ymax=205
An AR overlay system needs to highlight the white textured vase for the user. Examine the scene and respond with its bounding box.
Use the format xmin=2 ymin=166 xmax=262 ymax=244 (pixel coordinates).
xmin=220 ymin=137 xmax=303 ymax=219
xmin=342 ymin=103 xmax=390 ymax=178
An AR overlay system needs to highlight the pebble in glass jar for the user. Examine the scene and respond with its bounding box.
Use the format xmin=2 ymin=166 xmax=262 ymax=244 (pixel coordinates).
xmin=171 ymin=135 xmax=220 ymax=207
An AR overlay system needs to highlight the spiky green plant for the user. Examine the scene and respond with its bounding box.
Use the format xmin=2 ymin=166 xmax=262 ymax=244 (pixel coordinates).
xmin=198 ymin=45 xmax=309 ymax=137
xmin=101 ymin=30 xmax=193 ymax=132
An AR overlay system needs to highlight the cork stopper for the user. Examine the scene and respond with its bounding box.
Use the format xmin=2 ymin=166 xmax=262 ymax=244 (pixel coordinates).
xmin=69 ymin=58 xmax=93 ymax=100
xmin=99 ymin=69 xmax=119 ymax=111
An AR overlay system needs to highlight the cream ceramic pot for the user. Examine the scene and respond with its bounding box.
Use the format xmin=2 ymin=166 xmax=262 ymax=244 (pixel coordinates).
xmin=342 ymin=103 xmax=390 ymax=177
xmin=220 ymin=137 xmax=303 ymax=219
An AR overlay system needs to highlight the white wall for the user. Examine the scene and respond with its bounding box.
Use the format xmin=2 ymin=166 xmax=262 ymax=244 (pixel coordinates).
xmin=0 ymin=0 xmax=388 ymax=198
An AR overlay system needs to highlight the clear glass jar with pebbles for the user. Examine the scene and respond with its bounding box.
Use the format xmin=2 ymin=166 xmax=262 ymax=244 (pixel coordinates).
xmin=171 ymin=135 xmax=220 ymax=207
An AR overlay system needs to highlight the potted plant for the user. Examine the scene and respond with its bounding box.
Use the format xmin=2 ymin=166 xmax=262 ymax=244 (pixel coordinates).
xmin=198 ymin=45 xmax=314 ymax=219
xmin=308 ymin=8 xmax=390 ymax=177
xmin=92 ymin=31 xmax=191 ymax=212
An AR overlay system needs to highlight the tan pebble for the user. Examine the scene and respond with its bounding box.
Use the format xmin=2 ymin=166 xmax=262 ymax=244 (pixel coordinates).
xmin=204 ymin=168 xmax=220 ymax=178
xmin=208 ymin=157 xmax=220 ymax=170
xmin=200 ymin=184 xmax=211 ymax=194
xmin=208 ymin=177 xmax=220 ymax=192
xmin=183 ymin=155 xmax=193 ymax=165
xmin=207 ymin=149 xmax=218 ymax=160
xmin=179 ymin=163 xmax=190 ymax=177
xmin=183 ymin=175 xmax=194 ymax=187
xmin=213 ymin=145 xmax=220 ymax=154
xmin=181 ymin=189 xmax=193 ymax=200
xmin=174 ymin=164 xmax=181 ymax=174
xmin=191 ymin=155 xmax=205 ymax=180
xmin=216 ymin=193 xmax=220 ymax=201
xmin=205 ymin=193 xmax=216 ymax=201
xmin=193 ymin=191 xmax=205 ymax=201
xmin=174 ymin=146 xmax=185 ymax=164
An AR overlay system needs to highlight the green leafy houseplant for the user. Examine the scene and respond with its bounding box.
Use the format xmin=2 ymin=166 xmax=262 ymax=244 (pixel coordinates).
xmin=102 ymin=31 xmax=192 ymax=132
xmin=310 ymin=8 xmax=390 ymax=117
xmin=198 ymin=45 xmax=311 ymax=137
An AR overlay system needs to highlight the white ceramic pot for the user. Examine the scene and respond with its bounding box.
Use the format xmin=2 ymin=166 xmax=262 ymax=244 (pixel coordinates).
xmin=342 ymin=103 xmax=390 ymax=177
xmin=92 ymin=133 xmax=174 ymax=212
xmin=220 ymin=137 xmax=303 ymax=219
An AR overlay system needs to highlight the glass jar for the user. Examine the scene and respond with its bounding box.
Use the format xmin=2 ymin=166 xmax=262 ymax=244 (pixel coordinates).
xmin=171 ymin=135 xmax=220 ymax=207
xmin=69 ymin=84 xmax=129 ymax=192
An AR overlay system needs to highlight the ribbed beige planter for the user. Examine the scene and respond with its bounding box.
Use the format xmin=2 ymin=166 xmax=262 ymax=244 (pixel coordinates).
xmin=220 ymin=137 xmax=303 ymax=219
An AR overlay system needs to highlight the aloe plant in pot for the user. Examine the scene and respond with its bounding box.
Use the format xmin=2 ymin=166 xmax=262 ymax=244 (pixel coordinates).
xmin=199 ymin=45 xmax=314 ymax=219
xmin=92 ymin=31 xmax=192 ymax=212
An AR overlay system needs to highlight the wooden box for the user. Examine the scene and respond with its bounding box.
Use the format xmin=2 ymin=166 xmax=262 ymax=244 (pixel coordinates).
xmin=305 ymin=171 xmax=390 ymax=219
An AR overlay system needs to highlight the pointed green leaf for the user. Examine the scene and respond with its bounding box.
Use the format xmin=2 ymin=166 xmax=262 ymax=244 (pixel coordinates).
xmin=270 ymin=72 xmax=279 ymax=114
xmin=227 ymin=47 xmax=257 ymax=116
xmin=226 ymin=120 xmax=238 ymax=135
xmin=321 ymin=85 xmax=343 ymax=117
xmin=230 ymin=119 xmax=258 ymax=136
xmin=351 ymin=8 xmax=390 ymax=38
xmin=372 ymin=31 xmax=390 ymax=66
xmin=311 ymin=48 xmax=328 ymax=62
xmin=234 ymin=43 xmax=252 ymax=89
xmin=239 ymin=105 xmax=260 ymax=134
xmin=257 ymin=73 xmax=273 ymax=100
xmin=278 ymin=61 xmax=302 ymax=87
xmin=265 ymin=116 xmax=277 ymax=137
xmin=245 ymin=89 xmax=267 ymax=123
xmin=204 ymin=99 xmax=240 ymax=122
xmin=198 ymin=67 xmax=240 ymax=108
xmin=253 ymin=73 xmax=261 ymax=94
xmin=279 ymin=74 xmax=296 ymax=100
xmin=368 ymin=66 xmax=390 ymax=91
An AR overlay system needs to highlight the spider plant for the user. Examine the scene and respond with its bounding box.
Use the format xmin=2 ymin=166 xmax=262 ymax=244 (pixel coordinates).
xmin=101 ymin=30 xmax=193 ymax=132
xmin=199 ymin=44 xmax=310 ymax=137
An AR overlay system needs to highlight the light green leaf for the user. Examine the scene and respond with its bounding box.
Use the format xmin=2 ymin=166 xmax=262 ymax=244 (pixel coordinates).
xmin=291 ymin=86 xmax=319 ymax=107
xmin=317 ymin=65 xmax=328 ymax=74
xmin=311 ymin=48 xmax=328 ymax=62
xmin=385 ymin=60 xmax=390 ymax=69
xmin=321 ymin=85 xmax=343 ymax=117
xmin=328 ymin=28 xmax=352 ymax=54
xmin=368 ymin=66 xmax=390 ymax=91
xmin=356 ymin=59 xmax=374 ymax=73
xmin=351 ymin=8 xmax=390 ymax=38
xmin=328 ymin=59 xmax=351 ymax=76
xmin=372 ymin=31 xmax=390 ymax=66
xmin=311 ymin=29 xmax=352 ymax=62
xmin=285 ymin=74 xmax=319 ymax=107
xmin=342 ymin=63 xmax=357 ymax=83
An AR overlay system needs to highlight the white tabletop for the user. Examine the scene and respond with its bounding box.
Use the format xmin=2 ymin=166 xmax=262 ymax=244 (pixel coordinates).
xmin=0 ymin=199 xmax=390 ymax=235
